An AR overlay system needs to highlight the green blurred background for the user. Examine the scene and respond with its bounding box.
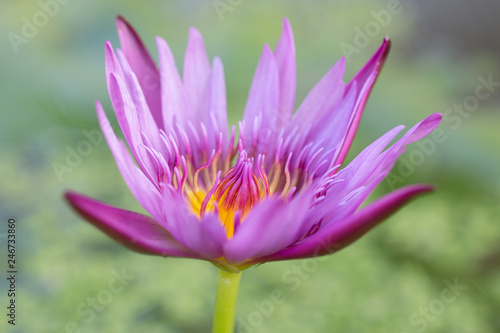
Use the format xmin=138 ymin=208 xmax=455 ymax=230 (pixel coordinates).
xmin=1 ymin=0 xmax=499 ymax=332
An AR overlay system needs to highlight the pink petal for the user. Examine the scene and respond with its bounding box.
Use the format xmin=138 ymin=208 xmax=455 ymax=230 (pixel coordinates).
xmin=106 ymin=72 xmax=157 ymax=182
xmin=334 ymin=38 xmax=391 ymax=166
xmin=207 ymin=57 xmax=229 ymax=154
xmin=116 ymin=16 xmax=163 ymax=128
xmin=290 ymin=57 xmax=346 ymax=130
xmin=402 ymin=112 xmax=443 ymax=145
xmin=156 ymin=37 xmax=192 ymax=127
xmin=104 ymin=41 xmax=134 ymax=146
xmin=242 ymin=44 xmax=280 ymax=154
xmin=261 ymin=113 xmax=442 ymax=262
xmin=95 ymin=101 xmax=161 ymax=218
xmin=160 ymin=193 xmax=228 ymax=258
xmin=273 ymin=17 xmax=296 ymax=125
xmin=344 ymin=113 xmax=442 ymax=189
xmin=116 ymin=49 xmax=162 ymax=151
xmin=105 ymin=42 xmax=157 ymax=175
xmin=298 ymin=83 xmax=358 ymax=173
xmin=279 ymin=57 xmax=346 ymax=168
xmin=65 ymin=191 xmax=197 ymax=258
xmin=262 ymin=184 xmax=433 ymax=262
xmin=224 ymin=191 xmax=312 ymax=264
xmin=311 ymin=113 xmax=442 ymax=230
xmin=308 ymin=125 xmax=405 ymax=223
xmin=183 ymin=27 xmax=211 ymax=118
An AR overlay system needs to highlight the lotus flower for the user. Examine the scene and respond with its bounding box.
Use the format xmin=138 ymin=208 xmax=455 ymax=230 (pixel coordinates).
xmin=65 ymin=17 xmax=442 ymax=273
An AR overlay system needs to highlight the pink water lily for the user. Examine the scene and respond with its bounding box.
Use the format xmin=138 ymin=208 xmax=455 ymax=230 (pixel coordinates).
xmin=65 ymin=17 xmax=441 ymax=273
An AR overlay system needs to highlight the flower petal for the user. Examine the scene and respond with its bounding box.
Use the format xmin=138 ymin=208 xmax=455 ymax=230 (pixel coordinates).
xmin=273 ymin=17 xmax=296 ymax=125
xmin=307 ymin=125 xmax=405 ymax=223
xmin=207 ymin=57 xmax=230 ymax=155
xmin=104 ymin=41 xmax=135 ymax=148
xmin=282 ymin=57 xmax=346 ymax=160
xmin=105 ymin=42 xmax=158 ymax=175
xmin=156 ymin=36 xmax=192 ymax=127
xmin=262 ymin=184 xmax=433 ymax=261
xmin=105 ymin=71 xmax=158 ymax=182
xmin=159 ymin=193 xmax=227 ymax=258
xmin=65 ymin=191 xmax=197 ymax=258
xmin=402 ymin=112 xmax=443 ymax=145
xmin=178 ymin=213 xmax=228 ymax=259
xmin=290 ymin=57 xmax=346 ymax=131
xmin=261 ymin=113 xmax=442 ymax=262
xmin=96 ymin=101 xmax=161 ymax=217
xmin=242 ymin=44 xmax=280 ymax=154
xmin=116 ymin=16 xmax=162 ymax=128
xmin=298 ymin=82 xmax=358 ymax=174
xmin=341 ymin=113 xmax=442 ymax=191
xmin=183 ymin=27 xmax=211 ymax=118
xmin=116 ymin=49 xmax=162 ymax=151
xmin=334 ymin=38 xmax=391 ymax=166
xmin=224 ymin=192 xmax=312 ymax=264
xmin=309 ymin=113 xmax=442 ymax=231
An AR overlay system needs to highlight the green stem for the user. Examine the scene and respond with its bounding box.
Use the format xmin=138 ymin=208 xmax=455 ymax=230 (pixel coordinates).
xmin=212 ymin=268 xmax=242 ymax=333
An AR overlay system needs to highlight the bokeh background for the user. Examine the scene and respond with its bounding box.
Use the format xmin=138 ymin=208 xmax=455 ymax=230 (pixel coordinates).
xmin=1 ymin=1 xmax=499 ymax=332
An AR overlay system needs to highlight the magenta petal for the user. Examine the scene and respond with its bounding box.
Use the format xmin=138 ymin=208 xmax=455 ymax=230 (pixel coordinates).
xmin=183 ymin=27 xmax=211 ymax=118
xmin=156 ymin=37 xmax=192 ymax=127
xmin=306 ymin=126 xmax=406 ymax=228
xmin=273 ymin=17 xmax=296 ymax=124
xmin=402 ymin=112 xmax=443 ymax=145
xmin=263 ymin=184 xmax=433 ymax=262
xmin=116 ymin=49 xmax=162 ymax=151
xmin=242 ymin=44 xmax=279 ymax=153
xmin=334 ymin=38 xmax=391 ymax=166
xmin=300 ymin=83 xmax=358 ymax=173
xmin=306 ymin=113 xmax=442 ymax=234
xmin=104 ymin=42 xmax=135 ymax=149
xmin=116 ymin=16 xmax=162 ymax=128
xmin=289 ymin=57 xmax=346 ymax=132
xmin=176 ymin=214 xmax=228 ymax=258
xmin=224 ymin=193 xmax=311 ymax=264
xmin=106 ymin=72 xmax=157 ymax=180
xmin=65 ymin=191 xmax=197 ymax=258
xmin=95 ymin=101 xmax=161 ymax=218
xmin=104 ymin=43 xmax=157 ymax=177
xmin=160 ymin=194 xmax=227 ymax=258
xmin=207 ymin=57 xmax=229 ymax=154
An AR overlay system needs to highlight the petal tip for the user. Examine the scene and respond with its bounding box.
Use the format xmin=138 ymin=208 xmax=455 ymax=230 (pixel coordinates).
xmin=64 ymin=191 xmax=89 ymax=212
xmin=63 ymin=190 xmax=75 ymax=202
xmin=104 ymin=40 xmax=113 ymax=50
xmin=410 ymin=183 xmax=436 ymax=194
xmin=188 ymin=26 xmax=202 ymax=38
xmin=281 ymin=17 xmax=292 ymax=33
xmin=115 ymin=15 xmax=136 ymax=36
xmin=115 ymin=15 xmax=126 ymax=27
xmin=431 ymin=112 xmax=443 ymax=122
xmin=263 ymin=43 xmax=273 ymax=54
xmin=376 ymin=38 xmax=391 ymax=71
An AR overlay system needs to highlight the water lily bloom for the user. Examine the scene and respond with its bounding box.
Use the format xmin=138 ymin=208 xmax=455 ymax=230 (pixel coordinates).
xmin=65 ymin=17 xmax=442 ymax=274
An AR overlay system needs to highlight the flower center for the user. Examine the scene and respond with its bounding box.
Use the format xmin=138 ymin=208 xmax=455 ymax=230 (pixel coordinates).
xmin=186 ymin=151 xmax=267 ymax=238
